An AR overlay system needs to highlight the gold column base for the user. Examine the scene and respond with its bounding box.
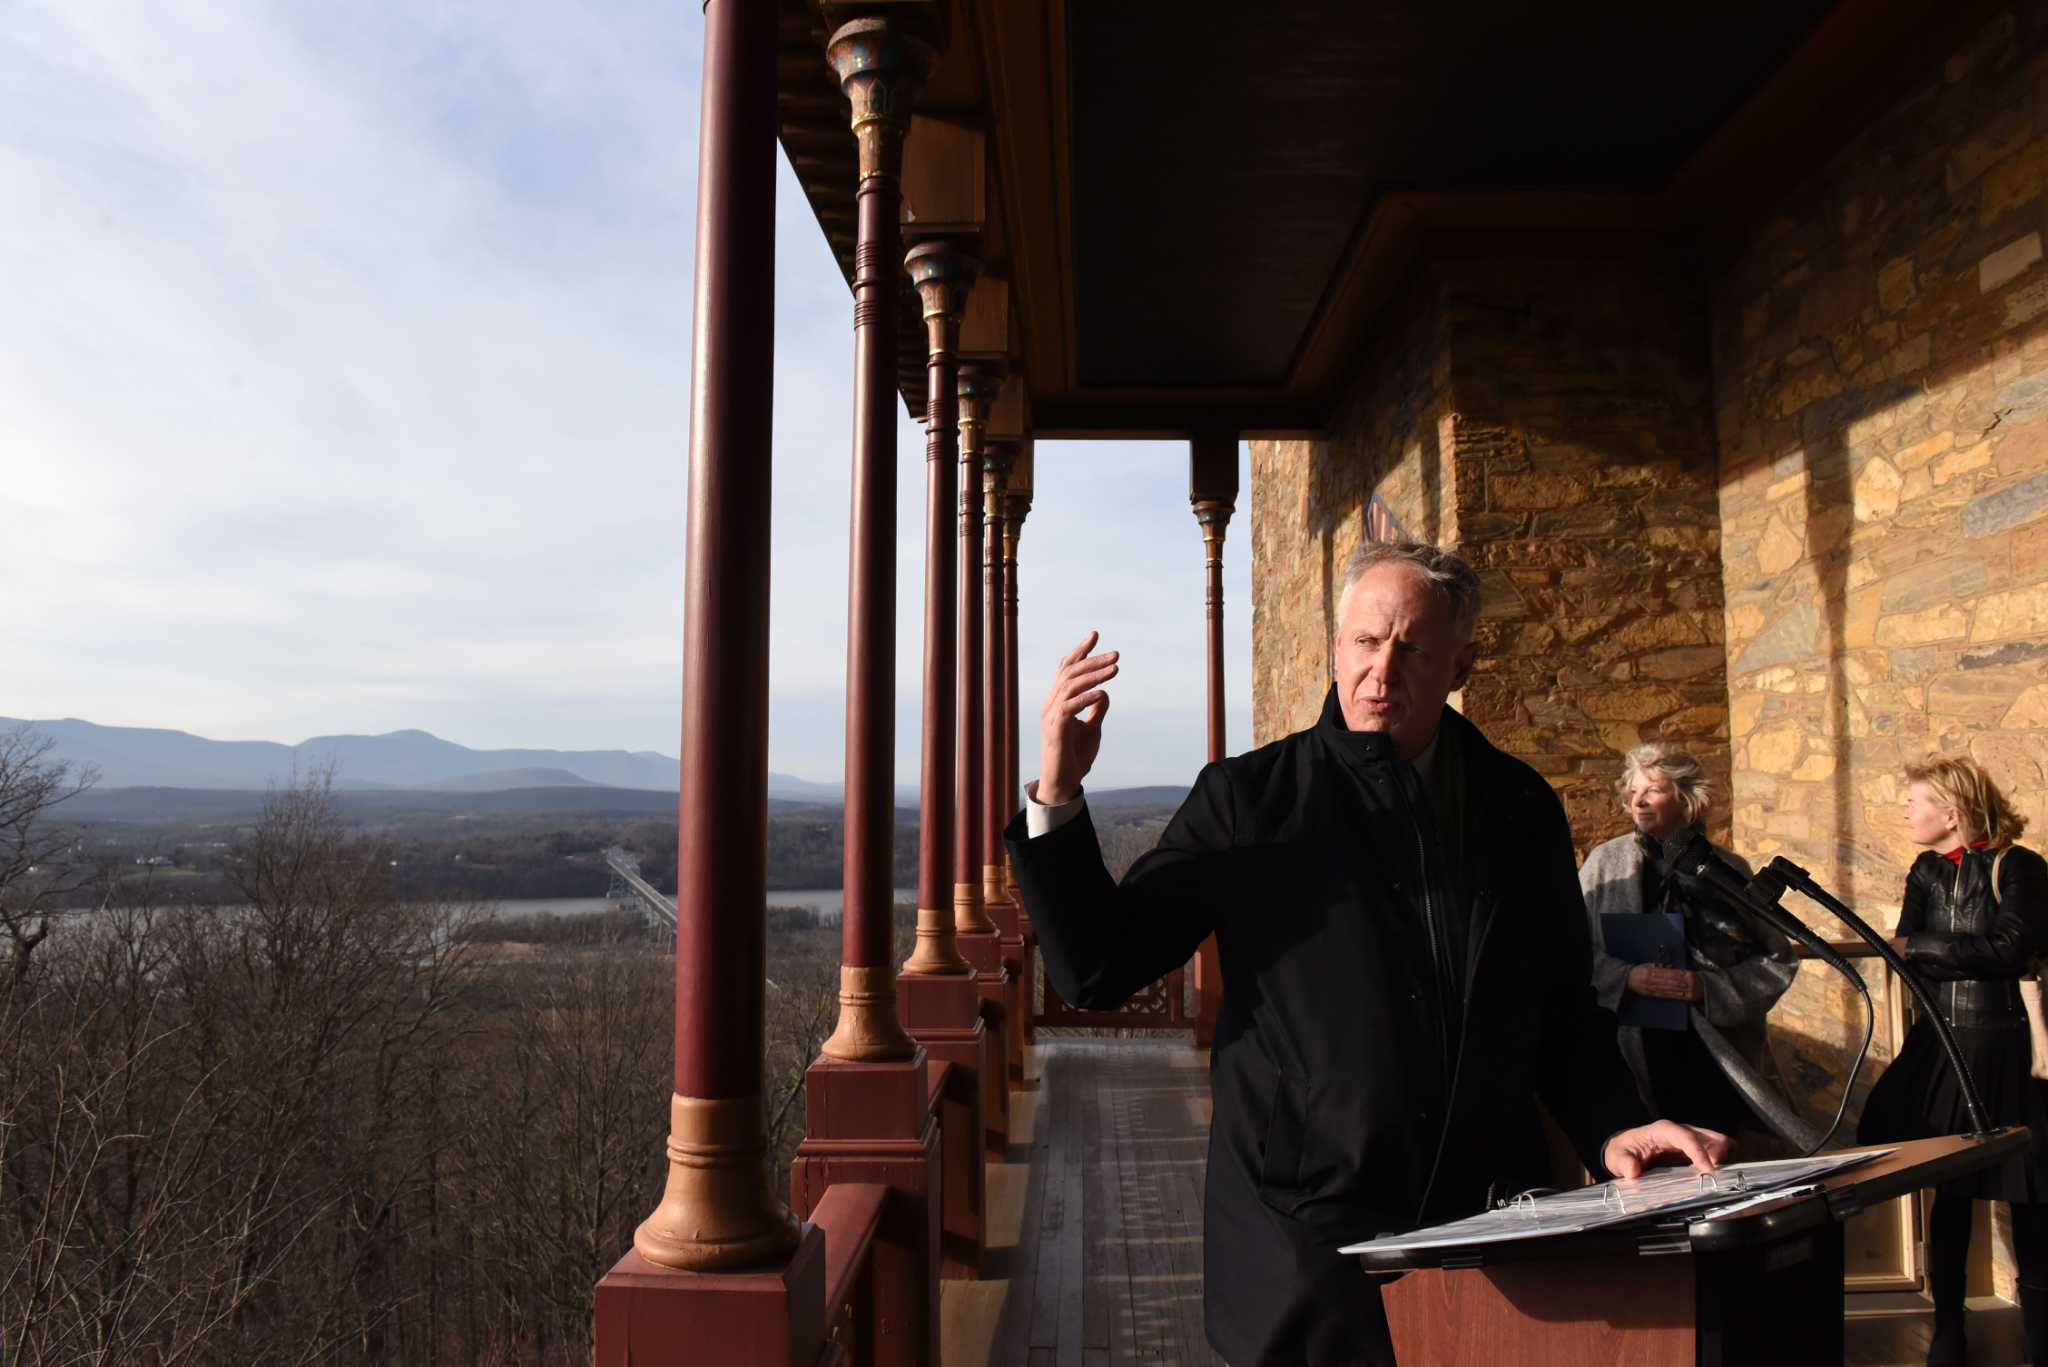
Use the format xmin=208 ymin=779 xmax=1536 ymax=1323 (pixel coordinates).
xmin=982 ymin=862 xmax=1012 ymax=910
xmin=902 ymin=905 xmax=972 ymax=974
xmin=820 ymin=964 xmax=919 ymax=1061
xmin=954 ymin=880 xmax=995 ymax=935
xmin=634 ymin=1093 xmax=799 ymax=1272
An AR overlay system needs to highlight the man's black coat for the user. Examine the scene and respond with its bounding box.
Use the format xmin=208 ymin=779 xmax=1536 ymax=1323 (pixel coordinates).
xmin=1006 ymin=691 xmax=1648 ymax=1366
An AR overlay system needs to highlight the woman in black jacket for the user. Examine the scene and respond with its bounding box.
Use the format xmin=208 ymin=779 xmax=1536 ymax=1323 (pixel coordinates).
xmin=1860 ymin=755 xmax=2048 ymax=1367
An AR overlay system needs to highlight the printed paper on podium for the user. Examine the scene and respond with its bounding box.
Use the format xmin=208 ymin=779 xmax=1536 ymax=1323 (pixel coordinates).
xmin=1339 ymin=1150 xmax=1891 ymax=1257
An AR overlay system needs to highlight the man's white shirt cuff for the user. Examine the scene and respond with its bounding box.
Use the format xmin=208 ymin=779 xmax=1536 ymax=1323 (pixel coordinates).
xmin=1023 ymin=779 xmax=1085 ymax=838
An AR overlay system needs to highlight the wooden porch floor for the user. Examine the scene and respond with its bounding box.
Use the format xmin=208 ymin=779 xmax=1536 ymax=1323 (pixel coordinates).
xmin=940 ymin=1037 xmax=2023 ymax=1366
xmin=942 ymin=1038 xmax=1224 ymax=1366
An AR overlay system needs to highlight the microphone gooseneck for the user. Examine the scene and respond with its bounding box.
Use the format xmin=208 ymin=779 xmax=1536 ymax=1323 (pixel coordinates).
xmin=1651 ymin=830 xmax=1874 ymax=1153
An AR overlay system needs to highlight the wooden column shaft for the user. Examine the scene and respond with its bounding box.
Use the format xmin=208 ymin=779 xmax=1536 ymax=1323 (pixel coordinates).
xmin=981 ymin=444 xmax=1011 ymax=902
xmin=953 ymin=368 xmax=998 ymax=936
xmin=1196 ymin=502 xmax=1232 ymax=762
xmin=671 ymin=0 xmax=780 ymax=1107
xmin=628 ymin=0 xmax=797 ymax=1274
xmin=1189 ymin=433 xmax=1241 ymax=765
xmin=903 ymin=241 xmax=980 ymax=976
xmin=1189 ymin=434 xmax=1238 ymax=1052
xmin=1003 ymin=488 xmax=1029 ymax=835
xmin=841 ymin=115 xmax=908 ymax=975
xmin=823 ymin=18 xmax=929 ymax=1062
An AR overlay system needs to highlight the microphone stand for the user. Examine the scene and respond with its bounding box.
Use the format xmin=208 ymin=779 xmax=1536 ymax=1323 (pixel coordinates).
xmin=1661 ymin=829 xmax=1992 ymax=1138
xmin=1759 ymin=854 xmax=1994 ymax=1139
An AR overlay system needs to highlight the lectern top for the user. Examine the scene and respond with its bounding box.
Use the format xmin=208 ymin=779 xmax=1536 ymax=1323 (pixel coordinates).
xmin=1349 ymin=1128 xmax=2031 ymax=1271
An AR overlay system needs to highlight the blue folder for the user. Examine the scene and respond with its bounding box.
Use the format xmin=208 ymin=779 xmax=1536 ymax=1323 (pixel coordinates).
xmin=1601 ymin=911 xmax=1688 ymax=1031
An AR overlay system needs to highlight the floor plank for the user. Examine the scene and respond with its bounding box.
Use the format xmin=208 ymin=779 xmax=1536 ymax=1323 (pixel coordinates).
xmin=1027 ymin=1049 xmax=1068 ymax=1351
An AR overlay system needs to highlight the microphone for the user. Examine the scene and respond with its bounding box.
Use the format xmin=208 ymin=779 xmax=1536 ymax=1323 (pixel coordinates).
xmin=1657 ymin=829 xmax=1856 ymax=975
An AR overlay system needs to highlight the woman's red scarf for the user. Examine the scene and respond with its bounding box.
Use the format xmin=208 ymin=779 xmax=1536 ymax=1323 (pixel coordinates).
xmin=1942 ymin=837 xmax=1992 ymax=866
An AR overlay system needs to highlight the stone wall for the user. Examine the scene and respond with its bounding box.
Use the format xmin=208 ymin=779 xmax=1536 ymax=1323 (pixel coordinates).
xmin=1250 ymin=258 xmax=1732 ymax=856
xmin=1445 ymin=259 xmax=1731 ymax=850
xmin=1714 ymin=7 xmax=2048 ymax=1140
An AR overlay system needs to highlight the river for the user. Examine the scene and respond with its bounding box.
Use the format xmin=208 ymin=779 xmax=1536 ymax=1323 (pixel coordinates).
xmin=493 ymin=888 xmax=915 ymax=922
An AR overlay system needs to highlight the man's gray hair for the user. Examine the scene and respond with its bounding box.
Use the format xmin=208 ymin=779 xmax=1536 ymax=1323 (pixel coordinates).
xmin=1617 ymin=743 xmax=1713 ymax=827
xmin=1336 ymin=540 xmax=1482 ymax=640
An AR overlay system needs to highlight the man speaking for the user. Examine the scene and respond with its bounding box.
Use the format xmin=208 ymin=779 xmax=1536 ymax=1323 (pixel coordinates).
xmin=1006 ymin=541 xmax=1730 ymax=1366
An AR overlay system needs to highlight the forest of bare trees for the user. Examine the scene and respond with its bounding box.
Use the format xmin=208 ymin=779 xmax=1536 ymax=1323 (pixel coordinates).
xmin=0 ymin=712 xmax=1164 ymax=1366
xmin=0 ymin=762 xmax=848 ymax=1365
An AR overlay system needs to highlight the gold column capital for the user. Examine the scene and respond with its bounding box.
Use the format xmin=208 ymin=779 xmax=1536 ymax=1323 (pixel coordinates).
xmin=905 ymin=241 xmax=981 ymax=388
xmin=1193 ymin=497 xmax=1234 ymax=564
xmin=825 ymin=18 xmax=933 ymax=183
xmin=956 ymin=364 xmax=1000 ymax=480
xmin=1003 ymin=490 xmax=1031 ymax=564
xmin=974 ymin=438 xmax=1007 ymax=524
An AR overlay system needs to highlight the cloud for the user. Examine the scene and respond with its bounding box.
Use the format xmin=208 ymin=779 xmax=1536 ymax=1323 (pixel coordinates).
xmin=0 ymin=2 xmax=1250 ymax=793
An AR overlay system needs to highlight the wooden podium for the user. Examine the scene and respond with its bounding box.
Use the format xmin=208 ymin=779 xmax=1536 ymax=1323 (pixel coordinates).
xmin=1367 ymin=1129 xmax=2031 ymax=1367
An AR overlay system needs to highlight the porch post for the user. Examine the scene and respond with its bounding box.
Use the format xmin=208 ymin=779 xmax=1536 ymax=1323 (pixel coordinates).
xmin=595 ymin=3 xmax=823 ymax=1361
xmin=954 ymin=364 xmax=998 ymax=943
xmin=981 ymin=440 xmax=1027 ymax=1085
xmin=786 ymin=21 xmax=944 ymax=1367
xmin=901 ymin=242 xmax=978 ymax=977
xmin=1002 ymin=444 xmax=1034 ymax=1047
xmin=895 ymin=239 xmax=994 ymax=1279
xmin=819 ymin=17 xmax=925 ymax=1066
xmin=953 ymin=365 xmax=1013 ymax=1153
xmin=980 ymin=438 xmax=1013 ymax=928
xmin=1189 ymin=432 xmax=1240 ymax=1048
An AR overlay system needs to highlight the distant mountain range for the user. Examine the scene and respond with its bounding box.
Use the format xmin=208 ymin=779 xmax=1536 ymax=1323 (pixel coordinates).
xmin=5 ymin=718 xmax=1189 ymax=817
xmin=3 ymin=717 xmax=851 ymax=800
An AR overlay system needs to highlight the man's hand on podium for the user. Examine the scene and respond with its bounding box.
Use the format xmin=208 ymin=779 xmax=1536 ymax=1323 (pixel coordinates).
xmin=1602 ymin=1120 xmax=1734 ymax=1180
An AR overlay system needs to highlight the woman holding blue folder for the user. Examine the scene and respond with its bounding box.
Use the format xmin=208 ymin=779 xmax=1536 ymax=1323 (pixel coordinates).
xmin=1581 ymin=744 xmax=1802 ymax=1142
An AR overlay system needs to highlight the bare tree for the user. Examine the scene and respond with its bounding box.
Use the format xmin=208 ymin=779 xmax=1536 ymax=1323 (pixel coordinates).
xmin=0 ymin=725 xmax=98 ymax=982
xmin=0 ymin=777 xmax=479 ymax=1365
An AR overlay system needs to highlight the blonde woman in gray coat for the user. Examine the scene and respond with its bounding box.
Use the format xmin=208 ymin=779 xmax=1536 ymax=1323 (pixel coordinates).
xmin=1581 ymin=744 xmax=1809 ymax=1146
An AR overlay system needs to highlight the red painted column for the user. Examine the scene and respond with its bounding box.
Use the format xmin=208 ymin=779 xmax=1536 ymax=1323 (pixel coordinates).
xmin=1002 ymin=448 xmax=1035 ymax=1045
xmin=895 ymin=240 xmax=993 ymax=1279
xmin=819 ymin=18 xmax=924 ymax=1067
xmin=901 ymin=244 xmax=977 ymax=978
xmin=952 ymin=366 xmax=1011 ymax=1154
xmin=981 ymin=441 xmax=1026 ymax=1085
xmin=954 ymin=366 xmax=996 ymax=943
xmin=1188 ymin=432 xmax=1240 ymax=1049
xmin=596 ymin=4 xmax=823 ymax=1362
xmin=787 ymin=21 xmax=942 ymax=1367
xmin=980 ymin=439 xmax=1012 ymax=923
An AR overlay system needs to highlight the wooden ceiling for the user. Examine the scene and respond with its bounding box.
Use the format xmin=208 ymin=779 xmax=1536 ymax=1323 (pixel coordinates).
xmin=776 ymin=0 xmax=1987 ymax=439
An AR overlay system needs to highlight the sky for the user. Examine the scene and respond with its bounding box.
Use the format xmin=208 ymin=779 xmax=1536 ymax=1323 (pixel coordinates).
xmin=0 ymin=2 xmax=1251 ymax=790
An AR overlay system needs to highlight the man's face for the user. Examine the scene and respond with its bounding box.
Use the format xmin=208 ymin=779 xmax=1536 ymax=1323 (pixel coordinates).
xmin=1332 ymin=562 xmax=1476 ymax=760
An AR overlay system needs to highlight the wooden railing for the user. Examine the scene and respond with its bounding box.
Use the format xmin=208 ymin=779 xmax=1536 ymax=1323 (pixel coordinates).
xmin=1036 ymin=957 xmax=1194 ymax=1030
xmin=810 ymin=1182 xmax=889 ymax=1366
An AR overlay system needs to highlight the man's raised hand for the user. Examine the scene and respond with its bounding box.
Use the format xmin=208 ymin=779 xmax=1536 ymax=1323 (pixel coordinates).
xmin=1037 ymin=632 xmax=1118 ymax=806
